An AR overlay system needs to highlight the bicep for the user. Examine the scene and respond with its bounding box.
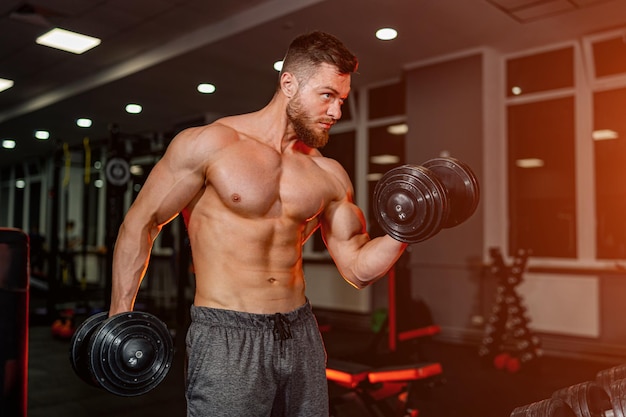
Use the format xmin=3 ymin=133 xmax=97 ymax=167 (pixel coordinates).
xmin=321 ymin=199 xmax=369 ymax=265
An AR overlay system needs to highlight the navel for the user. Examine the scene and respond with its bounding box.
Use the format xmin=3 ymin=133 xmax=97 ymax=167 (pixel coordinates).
xmin=268 ymin=277 xmax=277 ymax=284
xmin=231 ymin=193 xmax=241 ymax=203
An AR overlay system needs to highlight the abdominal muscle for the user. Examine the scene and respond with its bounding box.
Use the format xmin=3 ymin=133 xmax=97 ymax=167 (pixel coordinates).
xmin=186 ymin=204 xmax=310 ymax=314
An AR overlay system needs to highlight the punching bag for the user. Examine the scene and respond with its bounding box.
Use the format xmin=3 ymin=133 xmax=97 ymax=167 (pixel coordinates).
xmin=0 ymin=228 xmax=29 ymax=417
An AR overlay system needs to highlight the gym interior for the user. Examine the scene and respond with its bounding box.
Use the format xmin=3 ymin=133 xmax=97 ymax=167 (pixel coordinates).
xmin=3 ymin=1 xmax=626 ymax=416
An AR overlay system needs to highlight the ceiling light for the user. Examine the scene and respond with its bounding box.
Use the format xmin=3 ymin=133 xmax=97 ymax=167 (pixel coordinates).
xmin=387 ymin=123 xmax=408 ymax=135
xmin=274 ymin=60 xmax=283 ymax=71
xmin=36 ymin=28 xmax=101 ymax=54
xmin=76 ymin=118 xmax=92 ymax=128
xmin=125 ymin=103 xmax=142 ymax=114
xmin=0 ymin=78 xmax=14 ymax=93
xmin=367 ymin=173 xmax=384 ymax=181
xmin=592 ymin=129 xmax=619 ymax=141
xmin=516 ymin=158 xmax=544 ymax=168
xmin=15 ymin=179 xmax=26 ymax=189
xmin=130 ymin=165 xmax=144 ymax=176
xmin=376 ymin=28 xmax=398 ymax=41
xmin=2 ymin=139 xmax=16 ymax=149
xmin=370 ymin=154 xmax=400 ymax=165
xmin=34 ymin=130 xmax=49 ymax=140
xmin=511 ymin=86 xmax=523 ymax=95
xmin=197 ymin=83 xmax=216 ymax=94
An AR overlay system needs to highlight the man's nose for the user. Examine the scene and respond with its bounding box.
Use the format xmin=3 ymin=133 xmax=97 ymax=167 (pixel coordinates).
xmin=327 ymin=101 xmax=342 ymax=120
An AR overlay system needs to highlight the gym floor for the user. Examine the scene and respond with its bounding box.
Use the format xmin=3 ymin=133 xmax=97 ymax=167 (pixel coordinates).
xmin=27 ymin=316 xmax=621 ymax=417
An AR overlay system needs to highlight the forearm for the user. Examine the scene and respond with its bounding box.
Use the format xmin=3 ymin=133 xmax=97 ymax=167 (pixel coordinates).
xmin=109 ymin=220 xmax=159 ymax=315
xmin=344 ymin=234 xmax=407 ymax=289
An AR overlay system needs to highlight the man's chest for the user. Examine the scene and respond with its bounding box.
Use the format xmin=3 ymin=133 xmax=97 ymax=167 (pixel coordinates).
xmin=208 ymin=149 xmax=338 ymax=221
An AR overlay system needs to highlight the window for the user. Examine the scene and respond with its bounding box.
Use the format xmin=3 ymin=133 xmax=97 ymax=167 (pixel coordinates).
xmin=506 ymin=47 xmax=574 ymax=97
xmin=592 ymin=36 xmax=626 ymax=78
xmin=594 ymin=87 xmax=626 ymax=258
xmin=311 ymin=130 xmax=356 ymax=252
xmin=506 ymin=46 xmax=577 ymax=258
xmin=368 ymin=124 xmax=406 ymax=239
xmin=507 ymin=97 xmax=576 ymax=257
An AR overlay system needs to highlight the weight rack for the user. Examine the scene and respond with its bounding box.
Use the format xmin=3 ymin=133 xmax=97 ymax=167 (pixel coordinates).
xmin=479 ymin=247 xmax=541 ymax=373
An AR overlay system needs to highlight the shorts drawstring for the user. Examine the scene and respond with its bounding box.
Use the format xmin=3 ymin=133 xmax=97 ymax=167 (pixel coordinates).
xmin=273 ymin=313 xmax=292 ymax=341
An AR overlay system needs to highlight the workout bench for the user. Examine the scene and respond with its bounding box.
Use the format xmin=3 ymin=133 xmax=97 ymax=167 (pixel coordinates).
xmin=327 ymin=358 xmax=443 ymax=417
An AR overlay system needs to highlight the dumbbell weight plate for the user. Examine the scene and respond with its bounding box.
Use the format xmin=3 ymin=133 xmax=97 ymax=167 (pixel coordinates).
xmin=552 ymin=381 xmax=612 ymax=417
xmin=88 ymin=311 xmax=174 ymax=397
xmin=597 ymin=364 xmax=626 ymax=393
xmin=69 ymin=311 xmax=109 ymax=388
xmin=608 ymin=378 xmax=626 ymax=417
xmin=373 ymin=165 xmax=448 ymax=244
xmin=422 ymin=157 xmax=479 ymax=228
xmin=510 ymin=398 xmax=576 ymax=417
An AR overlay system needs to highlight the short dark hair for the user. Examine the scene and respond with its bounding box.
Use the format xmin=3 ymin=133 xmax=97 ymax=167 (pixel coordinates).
xmin=280 ymin=31 xmax=358 ymax=81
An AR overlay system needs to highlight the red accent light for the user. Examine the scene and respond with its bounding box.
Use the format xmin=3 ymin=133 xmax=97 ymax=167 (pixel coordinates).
xmin=397 ymin=325 xmax=441 ymax=342
xmin=368 ymin=363 xmax=443 ymax=384
xmin=325 ymin=368 xmax=368 ymax=388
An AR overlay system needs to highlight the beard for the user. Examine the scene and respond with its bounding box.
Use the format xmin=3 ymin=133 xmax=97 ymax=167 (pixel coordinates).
xmin=286 ymin=94 xmax=331 ymax=148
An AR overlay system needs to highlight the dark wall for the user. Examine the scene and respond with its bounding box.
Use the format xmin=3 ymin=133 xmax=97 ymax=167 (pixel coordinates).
xmin=404 ymin=53 xmax=485 ymax=341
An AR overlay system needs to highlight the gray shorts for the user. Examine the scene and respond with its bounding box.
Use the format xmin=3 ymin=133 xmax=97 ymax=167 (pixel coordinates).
xmin=185 ymin=302 xmax=329 ymax=417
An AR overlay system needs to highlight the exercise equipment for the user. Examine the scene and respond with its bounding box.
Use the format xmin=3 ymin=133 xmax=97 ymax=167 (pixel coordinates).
xmin=69 ymin=311 xmax=174 ymax=396
xmin=552 ymin=381 xmax=612 ymax=417
xmin=509 ymin=361 xmax=626 ymax=417
xmin=510 ymin=398 xmax=576 ymax=417
xmin=605 ymin=378 xmax=626 ymax=417
xmin=0 ymin=228 xmax=29 ymax=417
xmin=596 ymin=365 xmax=626 ymax=417
xmin=327 ymin=358 xmax=443 ymax=417
xmin=597 ymin=364 xmax=626 ymax=393
xmin=373 ymin=157 xmax=479 ymax=244
xmin=327 ymin=250 xmax=443 ymax=416
xmin=479 ymin=248 xmax=541 ymax=372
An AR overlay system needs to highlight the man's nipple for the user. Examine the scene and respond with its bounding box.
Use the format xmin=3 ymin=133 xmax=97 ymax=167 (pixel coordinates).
xmin=231 ymin=193 xmax=241 ymax=203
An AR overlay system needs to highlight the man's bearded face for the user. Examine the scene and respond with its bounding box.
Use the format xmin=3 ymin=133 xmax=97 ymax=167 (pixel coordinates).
xmin=286 ymin=91 xmax=331 ymax=148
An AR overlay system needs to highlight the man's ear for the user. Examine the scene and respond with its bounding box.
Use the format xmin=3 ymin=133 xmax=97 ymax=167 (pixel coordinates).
xmin=280 ymin=72 xmax=298 ymax=98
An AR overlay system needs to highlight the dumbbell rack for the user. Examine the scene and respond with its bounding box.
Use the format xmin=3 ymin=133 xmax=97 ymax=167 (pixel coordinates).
xmin=479 ymin=248 xmax=541 ymax=372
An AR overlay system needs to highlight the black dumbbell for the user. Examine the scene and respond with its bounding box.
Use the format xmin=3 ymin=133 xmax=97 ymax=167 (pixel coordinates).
xmin=70 ymin=311 xmax=174 ymax=396
xmin=373 ymin=157 xmax=479 ymax=244
xmin=510 ymin=397 xmax=576 ymax=417
xmin=596 ymin=365 xmax=626 ymax=417
xmin=552 ymin=381 xmax=613 ymax=417
xmin=597 ymin=364 xmax=626 ymax=394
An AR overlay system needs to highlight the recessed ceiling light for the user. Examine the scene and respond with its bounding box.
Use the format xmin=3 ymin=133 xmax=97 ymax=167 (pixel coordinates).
xmin=34 ymin=130 xmax=50 ymax=140
xmin=516 ymin=158 xmax=544 ymax=168
xmin=197 ymin=83 xmax=216 ymax=94
xmin=2 ymin=139 xmax=16 ymax=149
xmin=76 ymin=118 xmax=92 ymax=128
xmin=125 ymin=104 xmax=142 ymax=114
xmin=274 ymin=61 xmax=283 ymax=71
xmin=592 ymin=129 xmax=619 ymax=141
xmin=130 ymin=165 xmax=144 ymax=176
xmin=387 ymin=123 xmax=408 ymax=135
xmin=367 ymin=173 xmax=384 ymax=181
xmin=0 ymin=78 xmax=14 ymax=93
xmin=512 ymin=86 xmax=523 ymax=95
xmin=370 ymin=154 xmax=400 ymax=165
xmin=36 ymin=28 xmax=101 ymax=54
xmin=376 ymin=28 xmax=398 ymax=41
